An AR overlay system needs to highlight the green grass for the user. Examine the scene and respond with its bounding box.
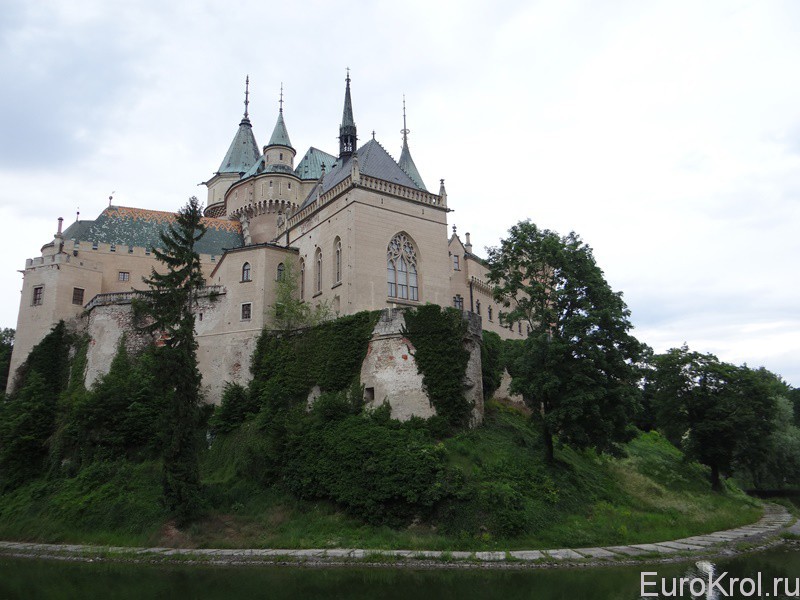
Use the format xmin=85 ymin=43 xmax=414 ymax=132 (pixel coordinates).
xmin=0 ymin=406 xmax=763 ymax=552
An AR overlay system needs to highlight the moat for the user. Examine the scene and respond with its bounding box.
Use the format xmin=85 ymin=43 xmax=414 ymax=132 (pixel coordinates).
xmin=1 ymin=545 xmax=799 ymax=599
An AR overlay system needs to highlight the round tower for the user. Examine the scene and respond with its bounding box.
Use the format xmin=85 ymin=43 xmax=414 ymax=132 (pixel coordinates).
xmin=226 ymin=85 xmax=302 ymax=244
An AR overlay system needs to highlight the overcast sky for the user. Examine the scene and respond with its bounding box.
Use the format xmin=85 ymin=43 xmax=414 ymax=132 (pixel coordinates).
xmin=1 ymin=0 xmax=798 ymax=385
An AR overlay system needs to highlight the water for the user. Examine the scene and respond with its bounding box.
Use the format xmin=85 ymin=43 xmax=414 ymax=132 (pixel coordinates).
xmin=0 ymin=545 xmax=798 ymax=599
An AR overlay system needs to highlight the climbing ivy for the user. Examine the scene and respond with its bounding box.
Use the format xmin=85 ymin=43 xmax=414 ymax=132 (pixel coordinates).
xmin=249 ymin=311 xmax=380 ymax=412
xmin=402 ymin=305 xmax=472 ymax=431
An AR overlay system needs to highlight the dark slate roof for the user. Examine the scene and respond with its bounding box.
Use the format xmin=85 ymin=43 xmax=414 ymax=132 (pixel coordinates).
xmin=294 ymin=147 xmax=337 ymax=180
xmin=242 ymin=156 xmax=298 ymax=179
xmin=62 ymin=206 xmax=243 ymax=255
xmin=267 ymin=111 xmax=293 ymax=148
xmin=398 ymin=138 xmax=427 ymax=191
xmin=299 ymin=139 xmax=422 ymax=209
xmin=218 ymin=117 xmax=260 ymax=174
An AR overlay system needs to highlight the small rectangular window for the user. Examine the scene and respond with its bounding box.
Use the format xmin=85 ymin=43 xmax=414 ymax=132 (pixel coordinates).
xmin=128 ymin=245 xmax=134 ymax=254
xmin=72 ymin=288 xmax=84 ymax=305
xmin=241 ymin=303 xmax=252 ymax=321
xmin=32 ymin=286 xmax=44 ymax=306
xmin=145 ymin=247 xmax=151 ymax=256
xmin=92 ymin=241 xmax=98 ymax=250
xmin=453 ymin=255 xmax=460 ymax=270
xmin=118 ymin=271 xmax=130 ymax=282
xmin=110 ymin=243 xmax=116 ymax=252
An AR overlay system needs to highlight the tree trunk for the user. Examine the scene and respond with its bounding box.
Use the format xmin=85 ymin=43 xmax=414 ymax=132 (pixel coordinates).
xmin=710 ymin=464 xmax=722 ymax=491
xmin=543 ymin=420 xmax=555 ymax=463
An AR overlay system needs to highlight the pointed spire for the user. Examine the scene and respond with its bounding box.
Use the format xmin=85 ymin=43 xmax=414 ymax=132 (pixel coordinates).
xmin=398 ymin=96 xmax=427 ymax=191
xmin=267 ymin=83 xmax=293 ymax=149
xmin=339 ymin=68 xmax=357 ymax=158
xmin=218 ymin=76 xmax=260 ymax=174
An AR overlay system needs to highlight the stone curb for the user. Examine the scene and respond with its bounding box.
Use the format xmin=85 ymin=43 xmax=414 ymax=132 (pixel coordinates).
xmin=0 ymin=504 xmax=793 ymax=567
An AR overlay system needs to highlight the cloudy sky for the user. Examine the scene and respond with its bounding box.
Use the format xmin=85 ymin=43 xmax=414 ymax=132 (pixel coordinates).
xmin=1 ymin=0 xmax=798 ymax=385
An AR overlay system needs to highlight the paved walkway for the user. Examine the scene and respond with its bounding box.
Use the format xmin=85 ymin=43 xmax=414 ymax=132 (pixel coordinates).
xmin=0 ymin=504 xmax=793 ymax=566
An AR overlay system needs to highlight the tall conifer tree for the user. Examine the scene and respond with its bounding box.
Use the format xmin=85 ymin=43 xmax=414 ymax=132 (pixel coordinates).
xmin=140 ymin=196 xmax=206 ymax=523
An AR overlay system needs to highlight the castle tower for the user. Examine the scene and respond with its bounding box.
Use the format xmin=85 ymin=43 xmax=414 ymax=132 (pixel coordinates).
xmin=204 ymin=77 xmax=260 ymax=218
xmin=338 ymin=70 xmax=357 ymax=158
xmin=225 ymin=85 xmax=302 ymax=244
xmin=398 ymin=97 xmax=427 ymax=191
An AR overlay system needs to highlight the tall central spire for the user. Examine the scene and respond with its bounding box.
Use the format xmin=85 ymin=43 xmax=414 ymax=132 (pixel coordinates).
xmin=339 ymin=68 xmax=357 ymax=158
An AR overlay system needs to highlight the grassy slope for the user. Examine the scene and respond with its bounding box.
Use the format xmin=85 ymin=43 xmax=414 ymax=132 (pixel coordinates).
xmin=0 ymin=404 xmax=761 ymax=550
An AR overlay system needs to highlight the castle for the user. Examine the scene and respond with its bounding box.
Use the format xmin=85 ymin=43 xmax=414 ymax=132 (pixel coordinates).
xmin=7 ymin=74 xmax=527 ymax=416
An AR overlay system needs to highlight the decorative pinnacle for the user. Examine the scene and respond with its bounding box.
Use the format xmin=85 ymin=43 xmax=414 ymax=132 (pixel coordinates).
xmin=279 ymin=82 xmax=284 ymax=114
xmin=244 ymin=75 xmax=250 ymax=119
xmin=346 ymin=66 xmax=350 ymax=83
xmin=401 ymin=95 xmax=410 ymax=145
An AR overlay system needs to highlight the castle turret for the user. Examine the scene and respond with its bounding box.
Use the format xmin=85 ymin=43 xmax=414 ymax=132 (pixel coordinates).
xmin=398 ymin=96 xmax=427 ymax=191
xmin=264 ymin=84 xmax=296 ymax=169
xmin=338 ymin=70 xmax=357 ymax=158
xmin=204 ymin=77 xmax=260 ymax=217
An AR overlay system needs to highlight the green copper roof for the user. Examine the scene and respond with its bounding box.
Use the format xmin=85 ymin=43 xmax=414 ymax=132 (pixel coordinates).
xmin=62 ymin=206 xmax=243 ymax=255
xmin=294 ymin=147 xmax=337 ymax=180
xmin=218 ymin=117 xmax=260 ymax=174
xmin=398 ymin=139 xmax=427 ymax=191
xmin=267 ymin=110 xmax=293 ymax=148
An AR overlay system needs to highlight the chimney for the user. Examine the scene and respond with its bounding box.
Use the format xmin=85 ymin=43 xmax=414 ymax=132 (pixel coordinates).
xmin=465 ymin=232 xmax=472 ymax=253
xmin=57 ymin=217 xmax=64 ymax=236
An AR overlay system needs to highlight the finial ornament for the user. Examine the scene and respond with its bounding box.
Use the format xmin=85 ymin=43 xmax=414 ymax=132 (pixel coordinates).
xmin=244 ymin=75 xmax=250 ymax=119
xmin=401 ymin=95 xmax=410 ymax=144
xmin=346 ymin=66 xmax=350 ymax=82
xmin=452 ymin=224 xmax=457 ymax=235
xmin=372 ymin=130 xmax=376 ymax=140
xmin=279 ymin=82 xmax=284 ymax=114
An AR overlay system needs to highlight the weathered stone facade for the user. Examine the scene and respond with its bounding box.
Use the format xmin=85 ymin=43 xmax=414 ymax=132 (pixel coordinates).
xmin=8 ymin=75 xmax=529 ymax=423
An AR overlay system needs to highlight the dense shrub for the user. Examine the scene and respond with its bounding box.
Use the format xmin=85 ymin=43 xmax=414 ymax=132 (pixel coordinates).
xmin=280 ymin=392 xmax=449 ymax=526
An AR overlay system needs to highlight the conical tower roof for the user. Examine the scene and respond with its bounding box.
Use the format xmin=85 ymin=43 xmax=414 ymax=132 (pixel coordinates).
xmin=267 ymin=84 xmax=293 ymax=148
xmin=218 ymin=76 xmax=260 ymax=174
xmin=397 ymin=97 xmax=427 ymax=191
xmin=267 ymin=111 xmax=293 ymax=148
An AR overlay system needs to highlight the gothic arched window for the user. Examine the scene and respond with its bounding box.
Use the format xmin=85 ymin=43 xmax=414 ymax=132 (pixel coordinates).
xmin=387 ymin=233 xmax=418 ymax=301
xmin=315 ymin=248 xmax=322 ymax=293
xmin=334 ymin=237 xmax=342 ymax=284
xmin=475 ymin=299 xmax=481 ymax=316
xmin=242 ymin=262 xmax=251 ymax=282
xmin=277 ymin=262 xmax=285 ymax=282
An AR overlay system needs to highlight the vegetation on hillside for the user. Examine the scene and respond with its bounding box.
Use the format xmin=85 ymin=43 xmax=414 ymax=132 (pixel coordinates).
xmin=0 ymin=218 xmax=796 ymax=551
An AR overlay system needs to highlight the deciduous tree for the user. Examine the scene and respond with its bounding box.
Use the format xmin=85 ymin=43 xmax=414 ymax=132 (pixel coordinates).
xmin=486 ymin=221 xmax=643 ymax=461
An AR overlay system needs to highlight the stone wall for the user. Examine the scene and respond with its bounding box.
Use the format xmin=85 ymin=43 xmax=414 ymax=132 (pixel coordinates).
xmin=360 ymin=308 xmax=484 ymax=426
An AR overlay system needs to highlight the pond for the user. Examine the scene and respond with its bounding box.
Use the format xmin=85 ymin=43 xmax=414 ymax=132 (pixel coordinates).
xmin=1 ymin=545 xmax=798 ymax=599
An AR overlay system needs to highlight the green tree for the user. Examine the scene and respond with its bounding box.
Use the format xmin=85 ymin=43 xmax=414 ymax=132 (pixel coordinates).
xmin=486 ymin=221 xmax=643 ymax=461
xmin=0 ymin=328 xmax=14 ymax=392
xmin=646 ymin=346 xmax=776 ymax=490
xmin=138 ymin=196 xmax=206 ymax=523
xmin=271 ymin=261 xmax=330 ymax=331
